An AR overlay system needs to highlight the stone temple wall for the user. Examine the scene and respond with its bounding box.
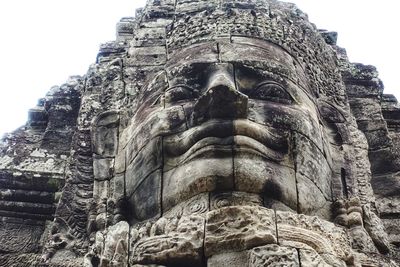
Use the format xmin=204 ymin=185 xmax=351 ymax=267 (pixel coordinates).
xmin=0 ymin=0 xmax=399 ymax=266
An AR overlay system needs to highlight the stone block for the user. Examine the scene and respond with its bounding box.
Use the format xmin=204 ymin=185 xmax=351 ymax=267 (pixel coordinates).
xmin=247 ymin=100 xmax=323 ymax=152
xmin=116 ymin=17 xmax=135 ymax=41
xmin=114 ymin=148 xmax=126 ymax=174
xmin=349 ymin=98 xmax=383 ymax=121
xmin=132 ymin=27 xmax=166 ymax=47
xmin=41 ymin=130 xmax=74 ymax=153
xmin=276 ymin=211 xmax=351 ymax=261
xmin=296 ymin=174 xmax=332 ymax=220
xmin=346 ymin=84 xmax=381 ymax=98
xmin=208 ymin=251 xmax=249 ymax=267
xmin=164 ymin=193 xmax=209 ymax=218
xmin=123 ymin=66 xmax=164 ymax=98
xmin=382 ymin=218 xmax=400 ymax=244
xmin=176 ymin=0 xmax=217 ymax=15
xmin=166 ymin=42 xmax=219 ymax=67
xmin=205 ymin=206 xmax=276 ymax=256
xmin=249 ymin=245 xmax=299 ymax=267
xmin=128 ymin=46 xmax=167 ymax=66
xmin=162 ymin=156 xmax=234 ymax=212
xmin=111 ymin=173 xmax=125 ymax=202
xmin=140 ymin=18 xmax=173 ymax=28
xmin=299 ymin=249 xmax=346 ymax=267
xmin=128 ymin=169 xmax=162 ymax=221
xmin=92 ymin=112 xmax=120 ymax=157
xmin=234 ymin=152 xmax=297 ymax=211
xmin=28 ymin=107 xmax=48 ymax=126
xmin=0 ymin=220 xmax=44 ymax=253
xmin=130 ymin=213 xmax=204 ymax=266
xmin=93 ymin=158 xmax=114 ymax=181
xmin=294 ymin=133 xmax=332 ymax=200
xmin=125 ymin=137 xmax=162 ymax=198
xmin=372 ymin=173 xmax=400 ymax=198
xmin=363 ymin=128 xmax=392 ymax=150
xmin=369 ymin=148 xmax=400 ymax=175
xmin=210 ymin=191 xmax=263 ymax=210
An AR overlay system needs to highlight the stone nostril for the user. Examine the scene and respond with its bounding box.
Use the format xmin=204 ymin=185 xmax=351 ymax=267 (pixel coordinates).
xmin=191 ymin=83 xmax=248 ymax=125
xmin=190 ymin=64 xmax=248 ymax=125
xmin=206 ymin=72 xmax=236 ymax=94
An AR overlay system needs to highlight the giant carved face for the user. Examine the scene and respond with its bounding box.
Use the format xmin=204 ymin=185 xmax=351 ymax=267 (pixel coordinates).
xmin=123 ymin=37 xmax=334 ymax=222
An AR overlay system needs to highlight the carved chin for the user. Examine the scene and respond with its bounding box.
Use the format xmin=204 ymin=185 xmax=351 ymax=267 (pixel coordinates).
xmin=162 ymin=150 xmax=298 ymax=213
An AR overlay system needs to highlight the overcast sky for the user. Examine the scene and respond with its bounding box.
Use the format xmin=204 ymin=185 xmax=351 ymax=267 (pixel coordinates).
xmin=0 ymin=0 xmax=398 ymax=136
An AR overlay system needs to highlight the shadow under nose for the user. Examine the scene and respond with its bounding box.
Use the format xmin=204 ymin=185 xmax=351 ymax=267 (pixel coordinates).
xmin=192 ymin=84 xmax=248 ymax=125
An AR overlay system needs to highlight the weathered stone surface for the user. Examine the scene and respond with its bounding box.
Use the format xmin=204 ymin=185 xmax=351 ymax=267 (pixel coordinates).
xmin=128 ymin=169 xmax=162 ymax=221
xmin=1 ymin=0 xmax=400 ymax=266
xmin=0 ymin=220 xmax=45 ymax=254
xmin=88 ymin=221 xmax=130 ymax=266
xmin=298 ymin=248 xmax=346 ymax=267
xmin=163 ymin=156 xmax=234 ymax=212
xmin=249 ymin=245 xmax=300 ymax=266
xmin=210 ymin=191 xmax=263 ymax=210
xmin=129 ymin=214 xmax=205 ymax=266
xmin=205 ymin=206 xmax=277 ymax=256
xmin=276 ymin=211 xmax=353 ymax=261
xmin=207 ymin=251 xmax=249 ymax=267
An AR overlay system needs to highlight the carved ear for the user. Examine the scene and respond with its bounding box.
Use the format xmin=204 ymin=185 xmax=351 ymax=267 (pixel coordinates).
xmin=91 ymin=111 xmax=120 ymax=157
xmin=317 ymin=100 xmax=346 ymax=123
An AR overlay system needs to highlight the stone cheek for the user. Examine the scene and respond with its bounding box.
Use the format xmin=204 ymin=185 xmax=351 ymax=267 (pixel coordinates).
xmin=294 ymin=133 xmax=333 ymax=201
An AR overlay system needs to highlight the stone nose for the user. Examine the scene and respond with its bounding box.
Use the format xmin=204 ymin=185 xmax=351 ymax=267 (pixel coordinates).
xmin=192 ymin=65 xmax=248 ymax=125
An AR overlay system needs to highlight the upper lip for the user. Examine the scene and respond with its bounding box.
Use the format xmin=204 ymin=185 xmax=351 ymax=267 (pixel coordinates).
xmin=163 ymin=119 xmax=288 ymax=162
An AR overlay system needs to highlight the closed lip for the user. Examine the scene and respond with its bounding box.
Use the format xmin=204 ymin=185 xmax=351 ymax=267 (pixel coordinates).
xmin=163 ymin=119 xmax=288 ymax=164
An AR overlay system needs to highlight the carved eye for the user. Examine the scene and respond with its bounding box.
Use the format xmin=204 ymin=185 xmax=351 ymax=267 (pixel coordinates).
xmin=165 ymin=86 xmax=195 ymax=103
xmin=251 ymin=82 xmax=293 ymax=104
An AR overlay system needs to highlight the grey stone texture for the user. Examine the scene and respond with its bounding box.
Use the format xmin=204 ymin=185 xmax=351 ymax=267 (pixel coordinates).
xmin=1 ymin=0 xmax=400 ymax=266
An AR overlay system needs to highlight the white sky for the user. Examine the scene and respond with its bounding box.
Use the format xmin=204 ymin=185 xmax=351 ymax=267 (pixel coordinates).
xmin=0 ymin=0 xmax=398 ymax=136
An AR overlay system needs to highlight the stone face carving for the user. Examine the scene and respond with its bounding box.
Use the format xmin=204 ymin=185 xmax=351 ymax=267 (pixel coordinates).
xmin=1 ymin=0 xmax=400 ymax=266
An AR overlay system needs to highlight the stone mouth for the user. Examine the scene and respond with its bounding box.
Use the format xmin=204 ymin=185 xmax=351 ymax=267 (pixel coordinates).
xmin=180 ymin=135 xmax=286 ymax=164
xmin=164 ymin=119 xmax=288 ymax=163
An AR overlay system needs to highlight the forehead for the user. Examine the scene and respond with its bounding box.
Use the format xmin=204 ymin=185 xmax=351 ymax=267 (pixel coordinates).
xmin=166 ymin=37 xmax=308 ymax=88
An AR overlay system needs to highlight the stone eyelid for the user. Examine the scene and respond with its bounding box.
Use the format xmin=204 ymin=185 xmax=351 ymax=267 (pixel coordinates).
xmin=250 ymin=81 xmax=294 ymax=104
xmin=164 ymin=85 xmax=199 ymax=102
